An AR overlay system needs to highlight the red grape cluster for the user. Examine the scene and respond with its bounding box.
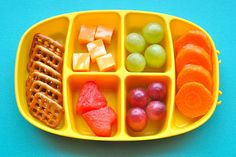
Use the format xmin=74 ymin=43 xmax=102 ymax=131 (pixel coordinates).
xmin=126 ymin=82 xmax=167 ymax=131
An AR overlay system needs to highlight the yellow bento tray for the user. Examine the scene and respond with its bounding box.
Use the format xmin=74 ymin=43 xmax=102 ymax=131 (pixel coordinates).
xmin=14 ymin=10 xmax=221 ymax=141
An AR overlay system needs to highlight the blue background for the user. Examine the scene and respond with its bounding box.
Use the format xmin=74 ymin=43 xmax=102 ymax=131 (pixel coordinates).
xmin=0 ymin=0 xmax=235 ymax=156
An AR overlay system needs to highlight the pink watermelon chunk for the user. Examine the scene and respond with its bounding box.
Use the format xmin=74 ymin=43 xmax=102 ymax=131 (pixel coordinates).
xmin=76 ymin=81 xmax=107 ymax=115
xmin=82 ymin=106 xmax=117 ymax=137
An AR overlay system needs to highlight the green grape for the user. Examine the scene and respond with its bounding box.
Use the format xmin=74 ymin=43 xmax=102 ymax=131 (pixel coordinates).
xmin=144 ymin=44 xmax=166 ymax=68
xmin=125 ymin=33 xmax=146 ymax=53
xmin=126 ymin=53 xmax=146 ymax=72
xmin=142 ymin=22 xmax=164 ymax=44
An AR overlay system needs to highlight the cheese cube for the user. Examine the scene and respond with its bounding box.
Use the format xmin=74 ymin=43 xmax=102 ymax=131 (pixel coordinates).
xmin=78 ymin=25 xmax=96 ymax=44
xmin=73 ymin=53 xmax=90 ymax=72
xmin=87 ymin=39 xmax=107 ymax=62
xmin=95 ymin=26 xmax=114 ymax=44
xmin=96 ymin=53 xmax=116 ymax=72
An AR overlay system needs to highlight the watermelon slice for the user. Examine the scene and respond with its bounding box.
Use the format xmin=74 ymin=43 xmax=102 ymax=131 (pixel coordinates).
xmin=82 ymin=106 xmax=117 ymax=137
xmin=76 ymin=81 xmax=107 ymax=115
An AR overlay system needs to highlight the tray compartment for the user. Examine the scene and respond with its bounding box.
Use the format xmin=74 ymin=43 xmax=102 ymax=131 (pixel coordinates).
xmin=15 ymin=16 xmax=70 ymax=131
xmin=65 ymin=12 xmax=122 ymax=72
xmin=170 ymin=18 xmax=219 ymax=131
xmin=66 ymin=74 xmax=121 ymax=137
xmin=124 ymin=12 xmax=172 ymax=72
xmin=124 ymin=75 xmax=172 ymax=137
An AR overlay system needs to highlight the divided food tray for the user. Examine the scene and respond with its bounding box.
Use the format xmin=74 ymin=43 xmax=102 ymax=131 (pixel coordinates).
xmin=15 ymin=10 xmax=221 ymax=141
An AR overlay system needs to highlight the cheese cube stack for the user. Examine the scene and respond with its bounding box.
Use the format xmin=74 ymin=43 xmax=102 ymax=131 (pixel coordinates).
xmin=75 ymin=25 xmax=116 ymax=72
xmin=87 ymin=39 xmax=107 ymax=62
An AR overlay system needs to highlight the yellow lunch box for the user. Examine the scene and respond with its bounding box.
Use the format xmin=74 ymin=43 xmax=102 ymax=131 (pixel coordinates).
xmin=15 ymin=10 xmax=221 ymax=141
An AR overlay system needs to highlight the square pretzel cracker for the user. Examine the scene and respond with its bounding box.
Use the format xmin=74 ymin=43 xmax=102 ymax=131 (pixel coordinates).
xmin=27 ymin=80 xmax=63 ymax=106
xmin=26 ymin=71 xmax=62 ymax=92
xmin=29 ymin=92 xmax=64 ymax=128
xmin=30 ymin=61 xmax=62 ymax=81
xmin=28 ymin=45 xmax=63 ymax=73
xmin=30 ymin=33 xmax=64 ymax=57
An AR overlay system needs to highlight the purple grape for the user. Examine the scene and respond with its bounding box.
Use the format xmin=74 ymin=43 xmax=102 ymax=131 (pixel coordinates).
xmin=128 ymin=88 xmax=149 ymax=108
xmin=147 ymin=82 xmax=167 ymax=100
xmin=126 ymin=107 xmax=147 ymax=131
xmin=146 ymin=101 xmax=166 ymax=121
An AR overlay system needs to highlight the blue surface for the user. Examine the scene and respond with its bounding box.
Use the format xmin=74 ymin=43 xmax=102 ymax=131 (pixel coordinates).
xmin=0 ymin=0 xmax=235 ymax=156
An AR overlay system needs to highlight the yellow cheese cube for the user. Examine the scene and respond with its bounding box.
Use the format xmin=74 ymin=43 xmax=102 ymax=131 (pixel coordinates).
xmin=95 ymin=26 xmax=114 ymax=44
xmin=78 ymin=25 xmax=96 ymax=44
xmin=96 ymin=53 xmax=116 ymax=72
xmin=73 ymin=53 xmax=90 ymax=71
xmin=87 ymin=39 xmax=107 ymax=62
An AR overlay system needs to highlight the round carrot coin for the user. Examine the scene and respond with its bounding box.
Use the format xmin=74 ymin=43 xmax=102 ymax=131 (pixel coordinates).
xmin=177 ymin=64 xmax=212 ymax=91
xmin=176 ymin=44 xmax=212 ymax=74
xmin=175 ymin=30 xmax=212 ymax=55
xmin=175 ymin=82 xmax=213 ymax=118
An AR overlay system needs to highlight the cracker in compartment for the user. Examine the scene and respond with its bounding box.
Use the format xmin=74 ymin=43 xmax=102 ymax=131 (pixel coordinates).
xmin=28 ymin=45 xmax=63 ymax=73
xmin=27 ymin=80 xmax=63 ymax=106
xmin=26 ymin=71 xmax=62 ymax=92
xmin=30 ymin=33 xmax=64 ymax=57
xmin=29 ymin=92 xmax=64 ymax=128
xmin=30 ymin=61 xmax=62 ymax=81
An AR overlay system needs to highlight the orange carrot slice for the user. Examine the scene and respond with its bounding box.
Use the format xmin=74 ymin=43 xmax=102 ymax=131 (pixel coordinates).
xmin=78 ymin=25 xmax=96 ymax=44
xmin=177 ymin=64 xmax=212 ymax=91
xmin=175 ymin=82 xmax=213 ymax=118
xmin=175 ymin=30 xmax=212 ymax=55
xmin=176 ymin=44 xmax=212 ymax=74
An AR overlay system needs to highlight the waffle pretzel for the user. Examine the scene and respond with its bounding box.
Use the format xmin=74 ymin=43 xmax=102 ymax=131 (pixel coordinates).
xmin=28 ymin=45 xmax=63 ymax=73
xmin=26 ymin=71 xmax=62 ymax=92
xmin=29 ymin=92 xmax=64 ymax=128
xmin=30 ymin=33 xmax=64 ymax=57
xmin=30 ymin=61 xmax=62 ymax=81
xmin=27 ymin=80 xmax=63 ymax=106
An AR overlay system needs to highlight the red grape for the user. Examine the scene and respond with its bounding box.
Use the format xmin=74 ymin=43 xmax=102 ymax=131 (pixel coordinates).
xmin=126 ymin=107 xmax=147 ymax=131
xmin=128 ymin=88 xmax=149 ymax=108
xmin=146 ymin=101 xmax=166 ymax=121
xmin=147 ymin=82 xmax=167 ymax=100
